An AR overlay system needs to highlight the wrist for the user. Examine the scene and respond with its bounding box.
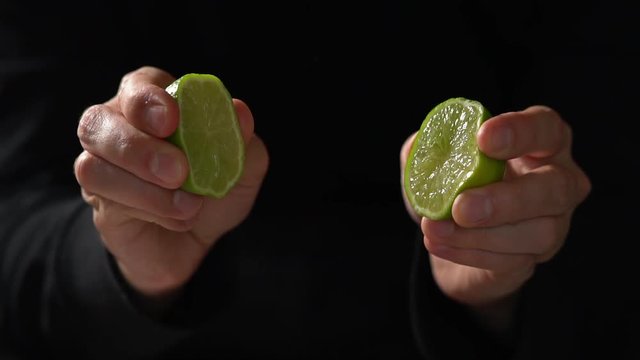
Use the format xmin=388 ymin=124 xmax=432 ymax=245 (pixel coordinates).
xmin=110 ymin=257 xmax=184 ymax=320
xmin=465 ymin=291 xmax=521 ymax=344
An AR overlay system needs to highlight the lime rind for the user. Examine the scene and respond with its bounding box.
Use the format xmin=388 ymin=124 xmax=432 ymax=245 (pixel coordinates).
xmin=167 ymin=73 xmax=245 ymax=198
xmin=404 ymin=97 xmax=505 ymax=220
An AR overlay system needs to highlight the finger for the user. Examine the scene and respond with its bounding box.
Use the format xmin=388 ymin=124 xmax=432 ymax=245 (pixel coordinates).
xmin=424 ymin=233 xmax=536 ymax=272
xmin=477 ymin=106 xmax=571 ymax=160
xmin=77 ymin=104 xmax=189 ymax=189
xmin=233 ymin=98 xmax=255 ymax=145
xmin=200 ymin=134 xmax=270 ymax=219
xmin=422 ymin=216 xmax=566 ymax=256
xmin=452 ymin=164 xmax=580 ymax=227
xmin=86 ymin=190 xmax=197 ymax=233
xmin=400 ymin=131 xmax=417 ymax=167
xmin=74 ymin=151 xmax=203 ymax=220
xmin=115 ymin=66 xmax=180 ymax=138
xmin=236 ymin=134 xmax=269 ymax=189
xmin=400 ymin=132 xmax=420 ymax=224
xmin=81 ymin=188 xmax=101 ymax=210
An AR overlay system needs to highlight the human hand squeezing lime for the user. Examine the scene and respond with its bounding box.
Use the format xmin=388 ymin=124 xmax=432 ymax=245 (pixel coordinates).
xmin=401 ymin=99 xmax=591 ymax=316
xmin=74 ymin=66 xmax=269 ymax=300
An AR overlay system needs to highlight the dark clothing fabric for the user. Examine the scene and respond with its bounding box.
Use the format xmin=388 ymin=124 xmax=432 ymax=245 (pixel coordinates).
xmin=1 ymin=1 xmax=638 ymax=359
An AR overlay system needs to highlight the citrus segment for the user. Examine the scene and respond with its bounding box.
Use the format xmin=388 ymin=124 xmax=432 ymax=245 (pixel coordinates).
xmin=404 ymin=97 xmax=505 ymax=220
xmin=166 ymin=73 xmax=244 ymax=198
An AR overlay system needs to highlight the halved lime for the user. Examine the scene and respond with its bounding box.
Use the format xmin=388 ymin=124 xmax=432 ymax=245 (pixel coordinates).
xmin=404 ymin=97 xmax=505 ymax=220
xmin=165 ymin=73 xmax=244 ymax=198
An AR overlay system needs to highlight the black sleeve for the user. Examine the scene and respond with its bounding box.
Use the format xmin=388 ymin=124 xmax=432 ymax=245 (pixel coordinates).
xmin=409 ymin=229 xmax=581 ymax=360
xmin=0 ymin=12 xmax=195 ymax=360
xmin=409 ymin=231 xmax=517 ymax=360
xmin=409 ymin=222 xmax=638 ymax=360
xmin=0 ymin=191 xmax=193 ymax=359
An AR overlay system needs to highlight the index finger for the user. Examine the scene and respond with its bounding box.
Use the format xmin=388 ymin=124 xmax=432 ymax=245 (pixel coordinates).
xmin=477 ymin=106 xmax=572 ymax=161
xmin=109 ymin=66 xmax=180 ymax=138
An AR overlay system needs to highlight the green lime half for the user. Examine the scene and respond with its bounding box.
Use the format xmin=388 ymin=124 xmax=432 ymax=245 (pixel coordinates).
xmin=166 ymin=73 xmax=245 ymax=198
xmin=404 ymin=97 xmax=505 ymax=220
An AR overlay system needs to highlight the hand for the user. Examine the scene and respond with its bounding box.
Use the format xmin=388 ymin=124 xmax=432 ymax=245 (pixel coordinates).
xmin=74 ymin=66 xmax=269 ymax=300
xmin=401 ymin=106 xmax=591 ymax=309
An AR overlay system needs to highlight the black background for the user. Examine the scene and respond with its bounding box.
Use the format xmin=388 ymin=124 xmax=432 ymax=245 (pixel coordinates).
xmin=2 ymin=0 xmax=639 ymax=357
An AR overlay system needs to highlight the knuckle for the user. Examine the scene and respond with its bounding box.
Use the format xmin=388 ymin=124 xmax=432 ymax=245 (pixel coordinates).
xmin=559 ymin=118 xmax=572 ymax=139
xmin=113 ymin=133 xmax=135 ymax=162
xmin=551 ymin=170 xmax=572 ymax=210
xmin=575 ymin=170 xmax=592 ymax=202
xmin=119 ymin=66 xmax=157 ymax=93
xmin=136 ymin=65 xmax=157 ymax=74
xmin=556 ymin=118 xmax=572 ymax=150
xmin=81 ymin=189 xmax=100 ymax=211
xmin=139 ymin=66 xmax=174 ymax=86
xmin=533 ymin=105 xmax=561 ymax=125
xmin=92 ymin=206 xmax=110 ymax=231
xmin=121 ymin=83 xmax=161 ymax=120
xmin=120 ymin=67 xmax=149 ymax=85
xmin=137 ymin=65 xmax=161 ymax=77
xmin=255 ymin=137 xmax=270 ymax=173
xmin=73 ymin=152 xmax=98 ymax=188
xmin=118 ymin=70 xmax=136 ymax=93
xmin=422 ymin=234 xmax=437 ymax=252
xmin=541 ymin=105 xmax=560 ymax=119
xmin=120 ymin=66 xmax=172 ymax=92
xmin=133 ymin=84 xmax=153 ymax=106
xmin=93 ymin=201 xmax=123 ymax=233
xmin=77 ymin=105 xmax=107 ymax=145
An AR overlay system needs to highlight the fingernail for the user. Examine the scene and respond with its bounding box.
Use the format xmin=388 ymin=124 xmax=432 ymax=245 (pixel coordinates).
xmin=459 ymin=192 xmax=492 ymax=224
xmin=151 ymin=152 xmax=182 ymax=184
xmin=431 ymin=220 xmax=455 ymax=238
xmin=144 ymin=98 xmax=167 ymax=133
xmin=490 ymin=126 xmax=513 ymax=153
xmin=173 ymin=190 xmax=202 ymax=216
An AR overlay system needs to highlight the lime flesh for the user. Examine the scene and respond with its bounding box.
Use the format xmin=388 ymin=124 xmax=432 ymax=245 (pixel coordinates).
xmin=166 ymin=73 xmax=244 ymax=198
xmin=404 ymin=97 xmax=505 ymax=220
